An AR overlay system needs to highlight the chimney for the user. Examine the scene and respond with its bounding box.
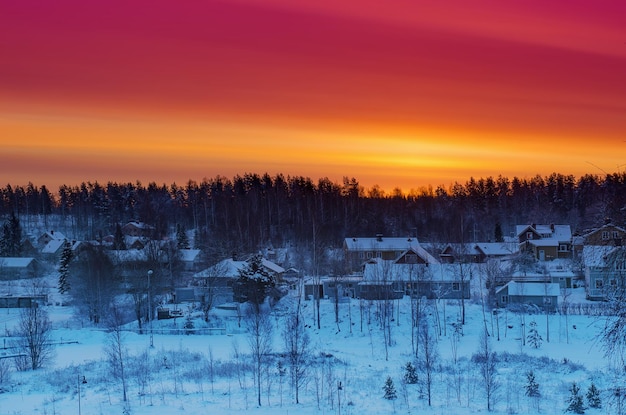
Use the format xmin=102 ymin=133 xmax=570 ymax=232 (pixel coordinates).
xmin=376 ymin=234 xmax=383 ymax=242
xmin=232 ymin=252 xmax=237 ymax=261
xmin=50 ymin=230 xmax=54 ymax=235
xmin=550 ymin=224 xmax=555 ymax=232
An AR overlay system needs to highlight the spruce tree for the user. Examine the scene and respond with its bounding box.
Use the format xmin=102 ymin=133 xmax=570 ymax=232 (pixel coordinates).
xmin=383 ymin=376 xmax=397 ymax=400
xmin=524 ymin=370 xmax=540 ymax=397
xmin=566 ymin=382 xmax=585 ymax=414
xmin=113 ymin=223 xmax=126 ymax=250
xmin=527 ymin=320 xmax=543 ymax=349
xmin=0 ymin=213 xmax=22 ymax=257
xmin=586 ymin=382 xmax=601 ymax=409
xmin=58 ymin=241 xmax=73 ymax=294
xmin=176 ymin=224 xmax=190 ymax=249
xmin=403 ymin=361 xmax=418 ymax=384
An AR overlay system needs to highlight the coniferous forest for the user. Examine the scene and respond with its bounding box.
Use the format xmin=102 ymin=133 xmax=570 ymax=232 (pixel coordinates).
xmin=1 ymin=172 xmax=625 ymax=259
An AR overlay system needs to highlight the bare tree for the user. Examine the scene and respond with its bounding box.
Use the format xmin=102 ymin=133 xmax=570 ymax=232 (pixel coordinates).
xmin=198 ymin=261 xmax=228 ymax=322
xmin=418 ymin=316 xmax=439 ymax=406
xmin=104 ymin=303 xmax=131 ymax=402
xmin=283 ymin=303 xmax=311 ymax=404
xmin=598 ymin=247 xmax=626 ymax=366
xmin=475 ymin=328 xmax=499 ymax=411
xmin=14 ymin=304 xmax=54 ymax=370
xmin=245 ymin=306 xmax=273 ymax=406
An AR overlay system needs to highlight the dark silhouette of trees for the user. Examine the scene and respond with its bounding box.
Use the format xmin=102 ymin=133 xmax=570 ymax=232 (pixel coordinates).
xmin=0 ymin=172 xmax=624 ymax=254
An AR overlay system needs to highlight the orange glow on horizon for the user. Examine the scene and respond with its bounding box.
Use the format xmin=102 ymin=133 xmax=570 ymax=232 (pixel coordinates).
xmin=1 ymin=0 xmax=625 ymax=194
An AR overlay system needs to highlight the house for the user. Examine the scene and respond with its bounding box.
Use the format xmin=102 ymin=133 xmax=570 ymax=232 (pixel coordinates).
xmin=361 ymin=259 xmax=470 ymax=300
xmin=122 ymin=221 xmax=155 ymax=238
xmin=583 ymin=222 xmax=626 ymax=247
xmin=583 ymin=246 xmax=626 ymax=301
xmin=497 ymin=259 xmax=578 ymax=289
xmin=0 ymin=294 xmax=47 ymax=308
xmin=495 ymin=281 xmax=560 ymax=311
xmin=193 ymin=256 xmax=285 ymax=306
xmin=178 ymin=249 xmax=205 ymax=272
xmin=516 ymin=224 xmax=572 ymax=260
xmin=0 ymin=257 xmax=39 ymax=279
xmin=440 ymin=242 xmax=517 ymax=264
xmin=41 ymin=238 xmax=67 ymax=260
xmin=37 ymin=230 xmax=66 ymax=248
xmin=343 ymin=235 xmax=424 ymax=271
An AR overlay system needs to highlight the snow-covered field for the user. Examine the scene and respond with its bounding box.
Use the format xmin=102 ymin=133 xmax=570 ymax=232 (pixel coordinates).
xmin=0 ymin=278 xmax=621 ymax=415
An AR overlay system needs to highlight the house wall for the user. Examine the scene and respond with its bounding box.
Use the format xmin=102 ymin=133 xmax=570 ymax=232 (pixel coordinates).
xmin=497 ymin=289 xmax=557 ymax=311
xmin=585 ymin=226 xmax=626 ymax=246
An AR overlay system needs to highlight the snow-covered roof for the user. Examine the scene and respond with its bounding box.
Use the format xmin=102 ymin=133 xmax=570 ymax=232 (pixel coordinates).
xmin=107 ymin=249 xmax=148 ymax=263
xmin=0 ymin=257 xmax=35 ymax=268
xmin=496 ymin=281 xmax=561 ymax=296
xmin=474 ymin=242 xmax=518 ymax=256
xmin=344 ymin=236 xmax=420 ymax=251
xmin=516 ymin=224 xmax=571 ymax=241
xmin=40 ymin=230 xmax=66 ymax=241
xmin=583 ymin=223 xmax=626 ymax=239
xmin=194 ymin=257 xmax=284 ymax=279
xmin=582 ymin=245 xmax=620 ymax=267
xmin=179 ymin=249 xmax=201 ymax=262
xmin=42 ymin=238 xmax=66 ymax=254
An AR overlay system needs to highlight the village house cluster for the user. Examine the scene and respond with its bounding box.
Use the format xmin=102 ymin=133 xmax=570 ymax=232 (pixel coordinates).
xmin=1 ymin=219 xmax=625 ymax=313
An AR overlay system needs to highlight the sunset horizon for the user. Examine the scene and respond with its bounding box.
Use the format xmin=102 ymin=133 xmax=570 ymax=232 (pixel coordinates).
xmin=2 ymin=0 xmax=625 ymax=194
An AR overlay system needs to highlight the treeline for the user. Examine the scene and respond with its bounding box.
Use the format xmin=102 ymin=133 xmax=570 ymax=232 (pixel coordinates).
xmin=1 ymin=172 xmax=625 ymax=251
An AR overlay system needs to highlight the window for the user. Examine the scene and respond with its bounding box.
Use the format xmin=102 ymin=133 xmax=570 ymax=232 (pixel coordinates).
xmin=406 ymin=254 xmax=417 ymax=263
xmin=596 ymin=280 xmax=604 ymax=289
xmin=526 ymin=232 xmax=534 ymax=240
xmin=559 ymin=244 xmax=569 ymax=252
xmin=543 ymin=297 xmax=552 ymax=305
xmin=501 ymin=295 xmax=508 ymax=303
xmin=376 ymin=251 xmax=382 ymax=258
xmin=602 ymin=231 xmax=610 ymax=240
xmin=610 ymin=279 xmax=617 ymax=287
xmin=452 ymin=282 xmax=461 ymax=291
xmin=366 ymin=252 xmax=373 ymax=259
xmin=613 ymin=231 xmax=620 ymax=239
xmin=359 ymin=252 xmax=364 ymax=259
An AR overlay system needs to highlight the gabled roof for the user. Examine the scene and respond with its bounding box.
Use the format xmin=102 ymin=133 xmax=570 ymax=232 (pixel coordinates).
xmin=344 ymin=236 xmax=420 ymax=251
xmin=0 ymin=257 xmax=35 ymax=268
xmin=397 ymin=246 xmax=439 ymax=265
xmin=39 ymin=230 xmax=66 ymax=241
xmin=516 ymin=224 xmax=571 ymax=241
xmin=42 ymin=238 xmax=66 ymax=254
xmin=194 ymin=257 xmax=284 ymax=279
xmin=583 ymin=223 xmax=626 ymax=239
xmin=474 ymin=242 xmax=518 ymax=256
xmin=496 ymin=281 xmax=560 ymax=296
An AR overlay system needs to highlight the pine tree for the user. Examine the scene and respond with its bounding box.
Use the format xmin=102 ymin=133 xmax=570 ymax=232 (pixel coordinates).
xmin=524 ymin=370 xmax=540 ymax=397
xmin=403 ymin=361 xmax=418 ymax=384
xmin=383 ymin=376 xmax=397 ymax=400
xmin=566 ymin=382 xmax=585 ymax=414
xmin=586 ymin=382 xmax=601 ymax=409
xmin=527 ymin=320 xmax=543 ymax=349
xmin=58 ymin=241 xmax=73 ymax=294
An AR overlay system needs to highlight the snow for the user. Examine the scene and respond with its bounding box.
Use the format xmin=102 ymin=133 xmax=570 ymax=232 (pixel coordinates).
xmin=0 ymin=273 xmax=622 ymax=415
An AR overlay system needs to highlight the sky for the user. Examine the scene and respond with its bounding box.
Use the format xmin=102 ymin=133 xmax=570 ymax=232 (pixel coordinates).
xmin=1 ymin=0 xmax=625 ymax=193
